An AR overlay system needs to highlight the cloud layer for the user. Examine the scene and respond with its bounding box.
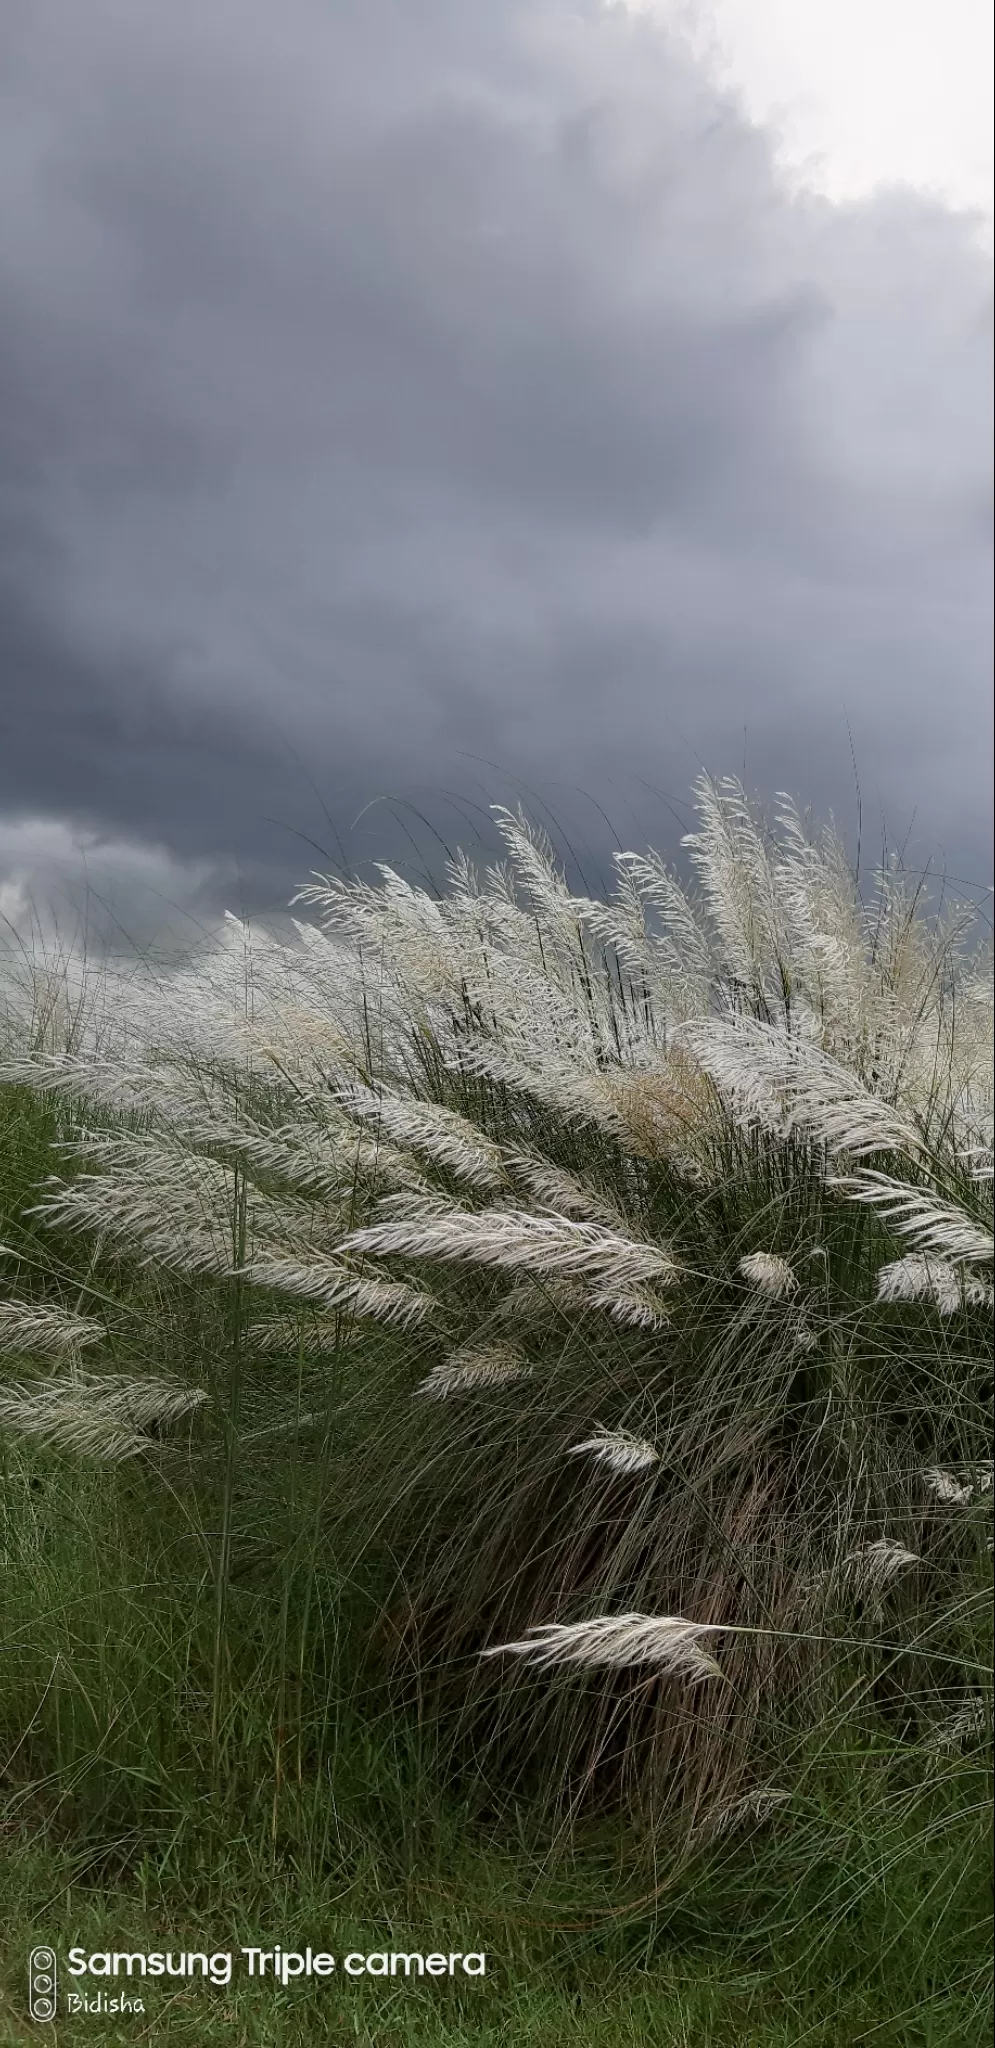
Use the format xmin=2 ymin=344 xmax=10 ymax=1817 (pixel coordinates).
xmin=1 ymin=0 xmax=991 ymax=913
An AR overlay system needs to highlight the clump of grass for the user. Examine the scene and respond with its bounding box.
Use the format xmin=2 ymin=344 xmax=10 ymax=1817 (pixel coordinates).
xmin=0 ymin=773 xmax=991 ymax=2038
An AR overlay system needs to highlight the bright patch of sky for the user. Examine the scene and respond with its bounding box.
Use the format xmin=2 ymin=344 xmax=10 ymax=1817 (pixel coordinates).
xmin=641 ymin=0 xmax=993 ymax=235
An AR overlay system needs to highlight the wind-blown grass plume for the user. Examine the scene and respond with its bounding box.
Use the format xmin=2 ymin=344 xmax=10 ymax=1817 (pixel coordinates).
xmin=682 ymin=1015 xmax=925 ymax=1160
xmin=0 ymin=1298 xmax=104 ymax=1357
xmin=245 ymin=1311 xmax=375 ymax=1355
xmin=833 ymin=1170 xmax=994 ymax=1263
xmin=681 ymin=774 xmax=792 ymax=1010
xmin=923 ymin=1467 xmax=976 ymax=1506
xmin=188 ymin=1111 xmax=429 ymax=1201
xmin=0 ymin=1372 xmax=207 ymax=1460
xmin=845 ymin=1538 xmax=920 ymax=1595
xmin=415 ymin=1343 xmax=531 ymax=1398
xmin=501 ymin=1149 xmax=627 ymax=1227
xmin=567 ymin=1426 xmax=658 ymax=1476
xmin=331 ymin=1079 xmax=508 ymax=1191
xmin=773 ymin=796 xmax=867 ymax=1022
xmin=876 ymin=1254 xmax=993 ymax=1313
xmin=490 ymin=805 xmax=586 ymax=961
xmin=921 ymin=1696 xmax=991 ymax=1756
xmin=480 ymin=1614 xmax=725 ymax=1682
xmin=0 ymin=1052 xmax=249 ymax=1137
xmin=339 ymin=1198 xmax=681 ymax=1290
xmin=738 ymin=1252 xmax=798 ymax=1299
xmin=587 ymin=1284 xmax=671 ymax=1329
xmin=449 ymin=1038 xmax=636 ymax=1141
xmin=239 ymin=1249 xmax=436 ymax=1327
xmin=611 ymin=847 xmax=712 ymax=1009
xmin=690 ymin=1785 xmax=790 ymax=1844
xmin=495 ymin=1276 xmax=590 ymax=1322
xmin=28 ymin=1132 xmax=299 ymax=1277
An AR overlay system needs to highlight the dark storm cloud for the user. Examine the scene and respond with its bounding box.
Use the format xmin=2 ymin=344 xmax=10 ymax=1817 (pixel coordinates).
xmin=0 ymin=0 xmax=991 ymax=914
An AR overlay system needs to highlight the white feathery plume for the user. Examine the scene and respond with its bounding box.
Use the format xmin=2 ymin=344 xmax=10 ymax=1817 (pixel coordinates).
xmin=577 ymin=1061 xmax=721 ymax=1177
xmin=693 ymin=1786 xmax=790 ymax=1842
xmin=0 ymin=1052 xmax=165 ymax=1112
xmin=774 ymin=798 xmax=868 ymax=1019
xmin=450 ymin=1040 xmax=632 ymax=1141
xmin=682 ymin=1016 xmax=923 ymax=1159
xmin=0 ymin=1040 xmax=294 ymax=1138
xmin=29 ymin=1135 xmax=300 ymax=1277
xmin=340 ymin=1199 xmax=680 ymax=1291
xmin=612 ymin=848 xmax=713 ymax=993
xmin=0 ymin=1050 xmax=210 ymax=1106
xmin=240 ymin=1250 xmax=435 ymax=1327
xmin=292 ymin=866 xmax=468 ymax=1019
xmin=681 ymin=775 xmax=790 ymax=1000
xmin=739 ymin=1252 xmax=798 ymax=1300
xmin=415 ymin=1342 xmax=531 ymax=1398
xmin=587 ymin=1286 xmax=671 ymax=1330
xmin=480 ymin=1613 xmax=724 ymax=1682
xmin=964 ymin=1151 xmax=994 ymax=1183
xmin=372 ymin=1186 xmax=462 ymax=1214
xmin=495 ymin=1277 xmax=591 ymax=1321
xmin=923 ymin=1468 xmax=975 ymax=1506
xmin=444 ymin=847 xmax=481 ymax=899
xmin=501 ymin=1149 xmax=627 ymax=1228
xmin=331 ymin=1080 xmax=507 ymax=1191
xmin=921 ymin=1697 xmax=990 ymax=1756
xmin=876 ymin=1255 xmax=993 ymax=1314
xmin=192 ymin=1114 xmax=428 ymax=1199
xmin=479 ymin=856 xmax=521 ymax=915
xmin=569 ymin=869 xmax=710 ymax=1059
xmin=567 ymin=1426 xmax=658 ymax=1475
xmin=570 ymin=874 xmax=654 ymax=984
xmin=41 ymin=1125 xmax=241 ymax=1196
xmin=846 ymin=1537 xmax=919 ymax=1594
xmin=30 ymin=1171 xmax=238 ymax=1276
xmin=490 ymin=806 xmax=581 ymax=948
xmin=0 ymin=1300 xmax=104 ymax=1357
xmin=451 ymin=936 xmax=614 ymax=1051
xmin=0 ymin=1374 xmax=207 ymax=1461
xmin=833 ymin=1173 xmax=994 ymax=1264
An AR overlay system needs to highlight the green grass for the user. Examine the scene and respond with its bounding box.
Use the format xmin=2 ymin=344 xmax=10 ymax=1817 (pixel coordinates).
xmin=0 ymin=1372 xmax=989 ymax=2046
xmin=1 ymin=1753 xmax=990 ymax=2044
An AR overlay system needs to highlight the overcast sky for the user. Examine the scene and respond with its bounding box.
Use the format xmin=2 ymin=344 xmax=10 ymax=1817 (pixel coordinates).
xmin=1 ymin=0 xmax=991 ymax=936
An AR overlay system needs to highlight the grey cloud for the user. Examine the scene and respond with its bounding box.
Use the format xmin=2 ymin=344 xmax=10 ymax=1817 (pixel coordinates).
xmin=0 ymin=0 xmax=991 ymax=917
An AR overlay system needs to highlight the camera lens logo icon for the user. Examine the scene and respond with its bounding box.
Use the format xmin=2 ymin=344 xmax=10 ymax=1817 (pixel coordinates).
xmin=29 ymin=1948 xmax=58 ymax=2022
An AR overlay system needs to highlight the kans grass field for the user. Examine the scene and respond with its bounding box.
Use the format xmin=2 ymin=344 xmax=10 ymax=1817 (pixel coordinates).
xmin=0 ymin=775 xmax=991 ymax=2045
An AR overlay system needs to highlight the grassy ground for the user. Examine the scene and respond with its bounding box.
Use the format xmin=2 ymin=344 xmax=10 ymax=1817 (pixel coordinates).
xmin=1 ymin=1653 xmax=990 ymax=2048
xmin=1 ymin=1771 xmax=991 ymax=2045
xmin=1 ymin=1347 xmax=988 ymax=2044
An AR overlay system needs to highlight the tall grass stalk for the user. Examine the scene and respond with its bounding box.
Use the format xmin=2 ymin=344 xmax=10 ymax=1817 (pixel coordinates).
xmin=211 ymin=1159 xmax=248 ymax=1768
